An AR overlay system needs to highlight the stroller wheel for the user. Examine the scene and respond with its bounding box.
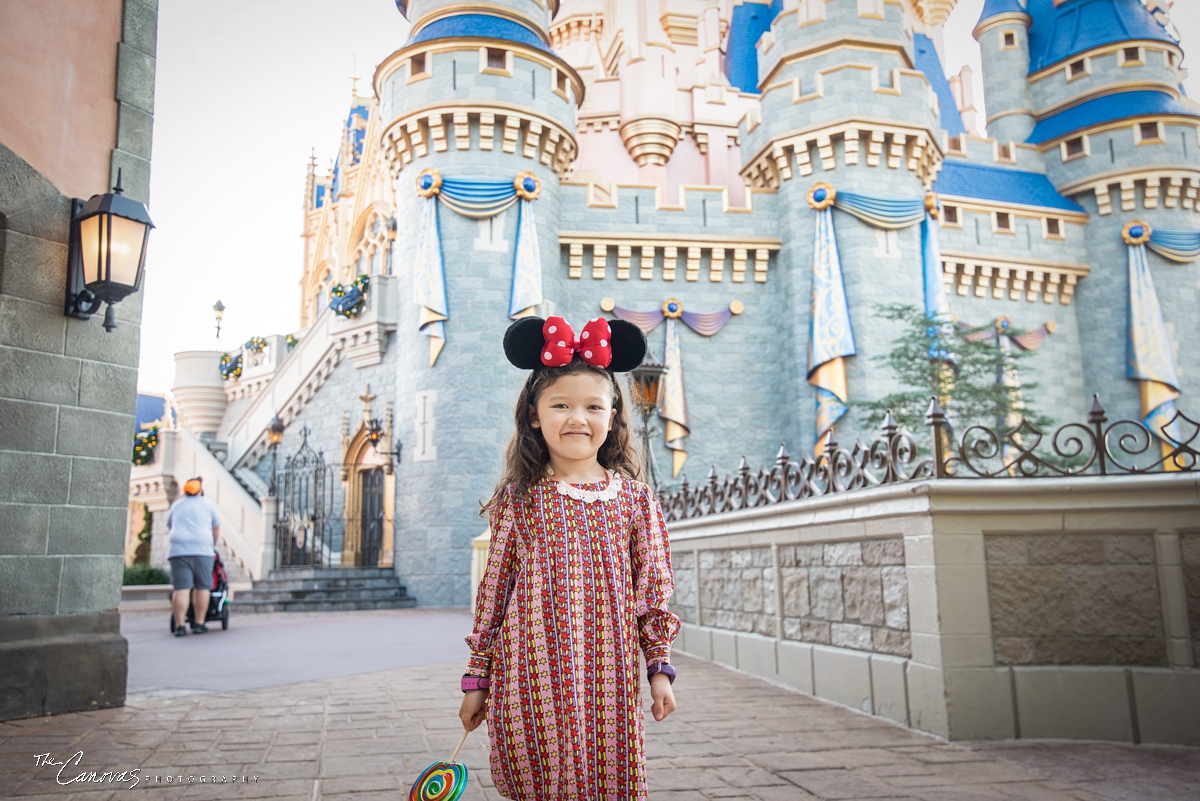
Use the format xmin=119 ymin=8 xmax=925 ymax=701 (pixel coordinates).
xmin=221 ymin=605 xmax=229 ymax=630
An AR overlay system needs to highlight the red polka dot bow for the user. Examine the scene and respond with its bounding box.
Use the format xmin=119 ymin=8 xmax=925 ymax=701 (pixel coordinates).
xmin=539 ymin=316 xmax=613 ymax=368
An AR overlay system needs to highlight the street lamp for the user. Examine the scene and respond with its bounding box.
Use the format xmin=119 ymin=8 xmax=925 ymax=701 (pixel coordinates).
xmin=267 ymin=415 xmax=284 ymax=496
xmin=213 ymin=299 xmax=225 ymax=339
xmin=628 ymin=350 xmax=668 ymax=490
xmin=64 ymin=169 xmax=154 ymax=332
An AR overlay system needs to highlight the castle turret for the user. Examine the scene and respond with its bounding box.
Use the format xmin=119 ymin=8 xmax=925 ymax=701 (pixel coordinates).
xmin=376 ymin=0 xmax=579 ymax=605
xmin=974 ymin=0 xmax=1035 ymax=143
xmin=1019 ymin=0 xmax=1200 ymax=424
xmin=735 ymin=0 xmax=946 ymax=446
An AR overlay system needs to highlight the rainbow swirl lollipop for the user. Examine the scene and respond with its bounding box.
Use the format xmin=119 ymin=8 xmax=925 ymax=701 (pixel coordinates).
xmin=409 ymin=730 xmax=469 ymax=801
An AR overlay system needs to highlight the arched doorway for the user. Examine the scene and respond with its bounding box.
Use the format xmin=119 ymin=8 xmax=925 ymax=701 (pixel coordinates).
xmin=341 ymin=426 xmax=395 ymax=568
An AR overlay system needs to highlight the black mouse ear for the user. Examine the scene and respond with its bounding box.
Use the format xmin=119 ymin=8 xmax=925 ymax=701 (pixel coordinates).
xmin=503 ymin=317 xmax=547 ymax=369
xmin=607 ymin=319 xmax=648 ymax=373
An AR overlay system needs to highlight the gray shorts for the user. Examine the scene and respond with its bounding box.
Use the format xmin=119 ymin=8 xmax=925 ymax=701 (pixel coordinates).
xmin=169 ymin=555 xmax=215 ymax=591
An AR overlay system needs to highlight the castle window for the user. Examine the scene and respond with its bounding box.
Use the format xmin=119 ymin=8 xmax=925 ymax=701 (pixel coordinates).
xmin=409 ymin=53 xmax=428 ymax=81
xmin=996 ymin=142 xmax=1015 ymax=162
xmin=1044 ymin=218 xmax=1063 ymax=239
xmin=555 ymin=69 xmax=569 ymax=96
xmin=1002 ymin=31 xmax=1017 ymax=50
xmin=1062 ymin=135 xmax=1088 ymax=161
xmin=1136 ymin=121 xmax=1164 ymax=144
xmin=946 ymin=135 xmax=965 ymax=153
xmin=942 ymin=205 xmax=960 ymax=226
xmin=1120 ymin=46 xmax=1143 ymax=66
xmin=1067 ymin=59 xmax=1089 ymax=80
xmin=994 ymin=211 xmax=1014 ymax=233
xmin=487 ymin=48 xmax=507 ymax=71
xmin=1167 ymin=51 xmax=1177 ymax=68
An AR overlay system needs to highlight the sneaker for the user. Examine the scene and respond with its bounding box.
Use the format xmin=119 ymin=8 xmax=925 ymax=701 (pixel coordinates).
xmin=191 ymin=624 xmax=209 ymax=634
xmin=173 ymin=626 xmax=188 ymax=637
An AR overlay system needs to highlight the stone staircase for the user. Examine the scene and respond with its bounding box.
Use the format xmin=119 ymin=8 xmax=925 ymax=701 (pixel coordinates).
xmin=231 ymin=568 xmax=417 ymax=613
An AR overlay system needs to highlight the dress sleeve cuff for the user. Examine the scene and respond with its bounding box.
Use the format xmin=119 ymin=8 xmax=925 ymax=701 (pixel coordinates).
xmin=644 ymin=645 xmax=671 ymax=666
xmin=466 ymin=653 xmax=492 ymax=677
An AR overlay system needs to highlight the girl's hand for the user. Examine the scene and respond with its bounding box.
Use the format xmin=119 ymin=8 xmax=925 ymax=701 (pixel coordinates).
xmin=459 ymin=690 xmax=489 ymax=731
xmin=649 ymin=673 xmax=676 ymax=721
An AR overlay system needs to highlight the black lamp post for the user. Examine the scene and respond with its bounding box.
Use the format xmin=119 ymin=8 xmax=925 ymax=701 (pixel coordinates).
xmin=628 ymin=351 xmax=668 ymax=490
xmin=64 ymin=169 xmax=154 ymax=332
xmin=213 ymin=299 xmax=225 ymax=339
xmin=267 ymin=415 xmax=284 ymax=496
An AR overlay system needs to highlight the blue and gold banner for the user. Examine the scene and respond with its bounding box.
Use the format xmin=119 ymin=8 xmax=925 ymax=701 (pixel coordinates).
xmin=607 ymin=298 xmax=741 ymax=476
xmin=807 ymin=184 xmax=856 ymax=454
xmin=413 ymin=169 xmax=543 ymax=361
xmin=413 ymin=191 xmax=448 ymax=366
xmin=1124 ymin=221 xmax=1183 ymax=461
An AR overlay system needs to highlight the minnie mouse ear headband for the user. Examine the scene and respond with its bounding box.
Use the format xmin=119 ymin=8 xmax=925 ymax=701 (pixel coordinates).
xmin=504 ymin=316 xmax=647 ymax=373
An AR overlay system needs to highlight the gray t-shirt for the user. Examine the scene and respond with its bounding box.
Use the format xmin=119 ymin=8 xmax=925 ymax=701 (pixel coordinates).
xmin=166 ymin=495 xmax=220 ymax=559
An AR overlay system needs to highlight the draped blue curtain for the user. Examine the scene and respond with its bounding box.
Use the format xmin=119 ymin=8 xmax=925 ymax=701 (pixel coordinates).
xmin=1147 ymin=227 xmax=1200 ymax=263
xmin=413 ymin=170 xmax=543 ymax=364
xmin=835 ymin=192 xmax=927 ymax=229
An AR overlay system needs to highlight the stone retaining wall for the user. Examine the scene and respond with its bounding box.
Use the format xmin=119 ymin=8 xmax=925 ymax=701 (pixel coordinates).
xmin=664 ymin=475 xmax=1200 ymax=746
xmin=985 ymin=533 xmax=1165 ymax=666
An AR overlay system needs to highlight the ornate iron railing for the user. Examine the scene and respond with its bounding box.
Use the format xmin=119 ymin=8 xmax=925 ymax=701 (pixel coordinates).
xmin=657 ymin=395 xmax=1199 ymax=522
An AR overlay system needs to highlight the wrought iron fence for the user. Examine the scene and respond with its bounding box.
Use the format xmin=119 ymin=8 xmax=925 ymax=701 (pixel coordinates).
xmin=274 ymin=431 xmax=341 ymax=569
xmin=656 ymin=395 xmax=1199 ymax=522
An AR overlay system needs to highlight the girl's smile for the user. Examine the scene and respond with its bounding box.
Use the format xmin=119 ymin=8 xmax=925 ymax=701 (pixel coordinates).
xmin=530 ymin=371 xmax=616 ymax=480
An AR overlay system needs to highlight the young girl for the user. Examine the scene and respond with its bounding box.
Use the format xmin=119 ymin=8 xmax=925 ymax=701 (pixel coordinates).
xmin=458 ymin=315 xmax=681 ymax=800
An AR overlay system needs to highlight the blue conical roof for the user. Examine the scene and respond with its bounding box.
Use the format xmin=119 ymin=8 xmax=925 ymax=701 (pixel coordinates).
xmin=1027 ymin=0 xmax=1176 ymax=72
xmin=978 ymin=0 xmax=1028 ymax=27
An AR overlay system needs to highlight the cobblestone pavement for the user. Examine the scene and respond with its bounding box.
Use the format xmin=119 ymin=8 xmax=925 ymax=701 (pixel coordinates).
xmin=0 ymin=610 xmax=1196 ymax=800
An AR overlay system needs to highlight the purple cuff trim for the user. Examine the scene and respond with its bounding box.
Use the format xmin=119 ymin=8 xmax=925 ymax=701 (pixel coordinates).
xmin=647 ymin=662 xmax=676 ymax=684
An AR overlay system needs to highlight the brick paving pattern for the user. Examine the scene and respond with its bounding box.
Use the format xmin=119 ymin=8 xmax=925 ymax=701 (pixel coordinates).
xmin=0 ymin=611 xmax=1197 ymax=800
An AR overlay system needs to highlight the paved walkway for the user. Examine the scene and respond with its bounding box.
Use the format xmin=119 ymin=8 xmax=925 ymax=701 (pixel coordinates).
xmin=1 ymin=609 xmax=1197 ymax=800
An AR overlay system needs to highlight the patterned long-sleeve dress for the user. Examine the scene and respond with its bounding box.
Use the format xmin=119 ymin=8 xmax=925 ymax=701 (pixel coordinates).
xmin=465 ymin=472 xmax=680 ymax=801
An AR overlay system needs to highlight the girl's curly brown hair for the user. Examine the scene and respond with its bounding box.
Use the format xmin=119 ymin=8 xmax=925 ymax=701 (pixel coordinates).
xmin=483 ymin=359 xmax=642 ymax=513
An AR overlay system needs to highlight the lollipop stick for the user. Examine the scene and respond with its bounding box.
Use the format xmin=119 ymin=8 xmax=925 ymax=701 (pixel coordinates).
xmin=449 ymin=729 xmax=470 ymax=764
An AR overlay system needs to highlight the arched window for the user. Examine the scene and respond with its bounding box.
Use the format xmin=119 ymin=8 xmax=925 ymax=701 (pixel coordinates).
xmin=354 ymin=211 xmax=390 ymax=276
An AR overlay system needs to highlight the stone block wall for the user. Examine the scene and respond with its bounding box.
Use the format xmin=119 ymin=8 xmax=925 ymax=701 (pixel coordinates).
xmin=0 ymin=0 xmax=157 ymax=720
xmin=671 ymin=539 xmax=911 ymax=657
xmin=986 ymin=533 xmax=1166 ymax=666
xmin=1183 ymin=533 xmax=1200 ymax=666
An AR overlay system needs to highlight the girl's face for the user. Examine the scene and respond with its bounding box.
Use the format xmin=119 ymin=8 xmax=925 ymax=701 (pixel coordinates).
xmin=530 ymin=371 xmax=616 ymax=469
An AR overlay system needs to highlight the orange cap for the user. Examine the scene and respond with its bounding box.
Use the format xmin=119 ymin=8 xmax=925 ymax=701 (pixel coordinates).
xmin=183 ymin=479 xmax=202 ymax=496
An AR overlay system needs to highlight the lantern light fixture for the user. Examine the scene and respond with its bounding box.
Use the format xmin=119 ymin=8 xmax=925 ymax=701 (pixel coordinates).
xmin=64 ymin=169 xmax=155 ymax=333
xmin=213 ymin=299 xmax=226 ymax=338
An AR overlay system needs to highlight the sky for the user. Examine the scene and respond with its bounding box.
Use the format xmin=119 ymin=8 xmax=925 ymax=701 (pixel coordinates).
xmin=137 ymin=0 xmax=1200 ymax=392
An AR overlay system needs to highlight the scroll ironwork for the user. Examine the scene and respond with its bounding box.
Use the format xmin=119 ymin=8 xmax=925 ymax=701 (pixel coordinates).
xmin=657 ymin=395 xmax=1198 ymax=522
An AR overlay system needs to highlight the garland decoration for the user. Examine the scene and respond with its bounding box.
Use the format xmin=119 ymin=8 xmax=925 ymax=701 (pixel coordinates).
xmin=286 ymin=334 xmax=300 ymax=351
xmin=220 ymin=352 xmax=243 ymax=381
xmin=329 ymin=274 xmax=370 ymax=318
xmin=244 ymin=336 xmax=267 ymax=353
xmin=132 ymin=426 xmax=159 ymax=466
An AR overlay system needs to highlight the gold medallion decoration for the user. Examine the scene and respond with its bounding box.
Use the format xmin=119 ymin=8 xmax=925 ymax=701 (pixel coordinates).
xmin=415 ymin=168 xmax=442 ymax=198
xmin=662 ymin=298 xmax=683 ymax=318
xmin=729 ymin=300 xmax=744 ymax=315
xmin=807 ymin=182 xmax=836 ymax=211
xmin=514 ymin=171 xmax=541 ymax=200
xmin=1122 ymin=220 xmax=1151 ymax=246
xmin=924 ymin=192 xmax=941 ymax=220
xmin=599 ymin=296 xmax=615 ymax=312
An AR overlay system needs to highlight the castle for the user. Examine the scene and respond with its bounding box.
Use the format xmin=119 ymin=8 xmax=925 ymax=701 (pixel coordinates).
xmin=135 ymin=0 xmax=1199 ymax=608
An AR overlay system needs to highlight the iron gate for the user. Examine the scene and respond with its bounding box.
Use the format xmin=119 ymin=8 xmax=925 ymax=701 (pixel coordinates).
xmin=274 ymin=429 xmax=341 ymax=569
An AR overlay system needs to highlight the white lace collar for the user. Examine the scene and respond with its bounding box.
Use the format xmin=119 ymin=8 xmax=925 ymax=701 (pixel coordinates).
xmin=548 ymin=469 xmax=622 ymax=503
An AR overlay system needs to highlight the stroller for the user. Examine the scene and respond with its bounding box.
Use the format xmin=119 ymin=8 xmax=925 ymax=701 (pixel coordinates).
xmin=168 ymin=553 xmax=231 ymax=633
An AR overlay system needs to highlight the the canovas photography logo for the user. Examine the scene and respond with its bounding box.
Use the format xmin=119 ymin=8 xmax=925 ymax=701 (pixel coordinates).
xmin=34 ymin=751 xmax=260 ymax=789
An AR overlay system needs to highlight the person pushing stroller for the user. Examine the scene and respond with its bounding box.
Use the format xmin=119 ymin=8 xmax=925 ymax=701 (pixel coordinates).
xmin=166 ymin=477 xmax=220 ymax=636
